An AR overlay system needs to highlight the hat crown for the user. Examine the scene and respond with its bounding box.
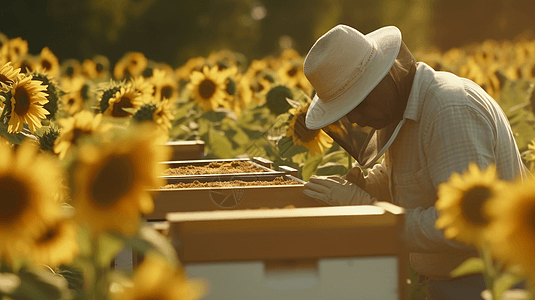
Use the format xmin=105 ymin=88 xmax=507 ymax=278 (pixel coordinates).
xmin=304 ymin=24 xmax=376 ymax=102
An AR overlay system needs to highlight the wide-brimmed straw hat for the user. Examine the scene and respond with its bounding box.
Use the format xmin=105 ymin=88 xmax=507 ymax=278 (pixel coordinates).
xmin=304 ymin=24 xmax=402 ymax=130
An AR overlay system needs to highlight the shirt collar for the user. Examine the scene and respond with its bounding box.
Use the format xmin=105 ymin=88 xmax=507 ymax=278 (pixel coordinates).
xmin=403 ymin=62 xmax=435 ymax=122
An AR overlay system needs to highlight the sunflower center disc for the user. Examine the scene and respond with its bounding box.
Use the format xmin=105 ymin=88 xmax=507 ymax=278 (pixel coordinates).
xmin=0 ymin=175 xmax=29 ymax=225
xmin=112 ymin=96 xmax=134 ymax=117
xmin=90 ymin=155 xmax=134 ymax=207
xmin=199 ymin=79 xmax=216 ymax=99
xmin=42 ymin=60 xmax=52 ymax=71
xmin=460 ymin=185 xmax=491 ymax=226
xmin=161 ymin=86 xmax=173 ymax=100
xmin=287 ymin=66 xmax=298 ymax=77
xmin=36 ymin=223 xmax=60 ymax=244
xmin=14 ymin=87 xmax=31 ymax=116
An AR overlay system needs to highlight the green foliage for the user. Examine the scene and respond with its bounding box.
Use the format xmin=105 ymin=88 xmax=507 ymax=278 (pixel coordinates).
xmin=450 ymin=257 xmax=485 ymax=277
xmin=499 ymin=78 xmax=535 ymax=152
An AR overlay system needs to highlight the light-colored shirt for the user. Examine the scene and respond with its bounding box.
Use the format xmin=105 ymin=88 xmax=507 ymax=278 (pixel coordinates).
xmin=364 ymin=62 xmax=530 ymax=279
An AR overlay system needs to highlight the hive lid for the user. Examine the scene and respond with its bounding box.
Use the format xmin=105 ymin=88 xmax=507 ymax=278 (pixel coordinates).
xmin=167 ymin=202 xmax=405 ymax=263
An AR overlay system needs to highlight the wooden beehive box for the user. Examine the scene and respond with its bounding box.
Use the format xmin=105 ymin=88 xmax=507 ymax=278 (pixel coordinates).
xmin=163 ymin=140 xmax=205 ymax=161
xmin=144 ymin=158 xmax=319 ymax=220
xmin=166 ymin=202 xmax=407 ymax=300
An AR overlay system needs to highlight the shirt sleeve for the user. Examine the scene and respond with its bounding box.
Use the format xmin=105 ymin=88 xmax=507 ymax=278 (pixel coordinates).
xmin=403 ymin=103 xmax=496 ymax=253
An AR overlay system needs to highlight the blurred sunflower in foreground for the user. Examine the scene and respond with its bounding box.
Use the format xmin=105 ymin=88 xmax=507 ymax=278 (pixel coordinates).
xmin=186 ymin=65 xmax=226 ymax=111
xmin=485 ymin=178 xmax=535 ymax=284
xmin=286 ymin=102 xmax=333 ymax=156
xmin=71 ymin=124 xmax=170 ymax=236
xmin=0 ymin=139 xmax=64 ymax=266
xmin=435 ymin=163 xmax=504 ymax=246
xmin=112 ymin=252 xmax=206 ymax=300
xmin=29 ymin=217 xmax=79 ymax=268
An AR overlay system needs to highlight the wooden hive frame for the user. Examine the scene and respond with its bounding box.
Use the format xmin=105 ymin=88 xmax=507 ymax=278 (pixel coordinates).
xmin=146 ymin=172 xmax=326 ymax=221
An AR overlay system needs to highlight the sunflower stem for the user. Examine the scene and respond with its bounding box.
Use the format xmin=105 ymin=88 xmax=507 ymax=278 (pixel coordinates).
xmin=90 ymin=235 xmax=110 ymax=300
xmin=479 ymin=243 xmax=500 ymax=300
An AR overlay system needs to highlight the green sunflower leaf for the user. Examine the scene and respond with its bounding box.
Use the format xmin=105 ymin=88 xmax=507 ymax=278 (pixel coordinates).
xmin=499 ymin=78 xmax=534 ymax=117
xmin=277 ymin=136 xmax=308 ymax=159
xmin=315 ymin=162 xmax=349 ymax=176
xmin=201 ymin=109 xmax=229 ymax=123
xmin=56 ymin=265 xmax=85 ymax=300
xmin=301 ymin=152 xmax=325 ymax=181
xmin=97 ymin=233 xmax=125 ymax=268
xmin=9 ymin=267 xmax=69 ymax=300
xmin=208 ymin=127 xmax=234 ymax=158
xmin=450 ymin=257 xmax=485 ymax=278
xmin=493 ymin=273 xmax=525 ymax=299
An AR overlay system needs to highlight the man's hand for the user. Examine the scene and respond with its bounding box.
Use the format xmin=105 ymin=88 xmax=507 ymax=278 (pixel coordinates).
xmin=303 ymin=175 xmax=376 ymax=206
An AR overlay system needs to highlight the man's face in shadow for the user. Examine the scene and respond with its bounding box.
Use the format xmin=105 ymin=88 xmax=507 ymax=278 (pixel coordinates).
xmin=345 ymin=71 xmax=404 ymax=130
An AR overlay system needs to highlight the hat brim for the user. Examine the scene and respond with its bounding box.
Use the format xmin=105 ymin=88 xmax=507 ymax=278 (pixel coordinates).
xmin=305 ymin=26 xmax=402 ymax=130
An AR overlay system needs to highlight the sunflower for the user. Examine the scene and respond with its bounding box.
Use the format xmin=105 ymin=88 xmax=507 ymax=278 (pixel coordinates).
xmin=153 ymin=99 xmax=174 ymax=132
xmin=0 ymin=62 xmax=21 ymax=90
xmin=217 ymin=66 xmax=253 ymax=116
xmin=60 ymin=76 xmax=90 ymax=116
xmin=60 ymin=59 xmax=83 ymax=79
xmin=35 ymin=47 xmax=60 ymax=78
xmin=286 ymin=102 xmax=333 ymax=156
xmin=227 ymin=73 xmax=253 ymax=117
xmin=127 ymin=76 xmax=154 ymax=103
xmin=484 ymin=178 xmax=535 ymax=283
xmin=186 ymin=65 xmax=226 ymax=111
xmin=72 ymin=124 xmax=170 ymax=236
xmin=112 ymin=252 xmax=205 ymax=300
xmin=103 ymin=86 xmax=143 ymax=118
xmin=132 ymin=99 xmax=173 ymax=134
xmin=13 ymin=54 xmax=36 ymax=75
xmin=29 ymin=218 xmax=79 ymax=268
xmin=113 ymin=52 xmax=148 ymax=80
xmin=435 ymin=163 xmax=505 ymax=246
xmin=38 ymin=124 xmax=61 ymax=153
xmin=31 ymin=71 xmax=61 ymax=120
xmin=207 ymin=49 xmax=243 ymax=71
xmin=244 ymin=59 xmax=269 ymax=81
xmin=148 ymin=69 xmax=178 ymax=103
xmin=7 ymin=74 xmax=49 ymax=134
xmin=175 ymin=56 xmax=205 ymax=82
xmin=54 ymin=110 xmax=111 ymax=160
xmin=96 ymin=80 xmax=125 ymax=114
xmin=0 ymin=140 xmax=64 ymax=265
xmin=0 ymin=43 xmax=8 ymax=66
xmin=82 ymin=55 xmax=110 ymax=79
xmin=277 ymin=59 xmax=313 ymax=95
xmin=6 ymin=37 xmax=28 ymax=63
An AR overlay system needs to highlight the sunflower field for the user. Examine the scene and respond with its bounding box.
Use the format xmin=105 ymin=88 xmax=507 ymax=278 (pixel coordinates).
xmin=2 ymin=28 xmax=535 ymax=300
